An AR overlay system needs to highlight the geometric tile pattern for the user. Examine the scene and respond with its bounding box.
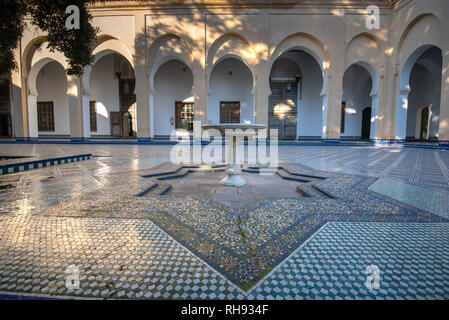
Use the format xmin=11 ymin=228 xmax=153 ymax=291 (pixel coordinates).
xmin=279 ymin=147 xmax=449 ymax=192
xmin=0 ymin=143 xmax=448 ymax=300
xmin=247 ymin=222 xmax=449 ymax=300
xmin=369 ymin=177 xmax=449 ymax=218
xmin=35 ymin=162 xmax=448 ymax=290
xmin=2 ymin=144 xmax=449 ymax=191
xmin=0 ymin=214 xmax=242 ymax=299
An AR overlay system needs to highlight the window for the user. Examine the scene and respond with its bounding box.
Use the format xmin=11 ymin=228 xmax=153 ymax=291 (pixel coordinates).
xmin=175 ymin=102 xmax=194 ymax=131
xmin=340 ymin=102 xmax=346 ymax=134
xmin=37 ymin=102 xmax=55 ymax=132
xmin=89 ymin=101 xmax=97 ymax=132
xmin=220 ymin=101 xmax=240 ymax=124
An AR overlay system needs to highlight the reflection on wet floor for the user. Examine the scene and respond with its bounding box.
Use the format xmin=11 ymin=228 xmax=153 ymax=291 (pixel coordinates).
xmin=0 ymin=156 xmax=170 ymax=216
xmin=0 ymin=175 xmax=104 ymax=216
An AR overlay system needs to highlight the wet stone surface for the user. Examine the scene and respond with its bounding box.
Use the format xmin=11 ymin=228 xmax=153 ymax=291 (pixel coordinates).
xmin=0 ymin=145 xmax=448 ymax=300
xmin=31 ymin=162 xmax=448 ymax=290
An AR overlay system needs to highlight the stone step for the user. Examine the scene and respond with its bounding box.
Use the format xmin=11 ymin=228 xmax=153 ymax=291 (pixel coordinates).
xmin=297 ymin=184 xmax=324 ymax=199
xmin=136 ymin=182 xmax=158 ymax=197
xmin=155 ymin=169 xmax=191 ymax=180
xmin=311 ymin=184 xmax=336 ymax=199
xmin=295 ymin=185 xmax=312 ymax=197
xmin=156 ymin=184 xmax=172 ymax=196
xmin=141 ymin=168 xmax=182 ymax=178
xmin=276 ymin=170 xmax=310 ymax=183
xmin=280 ymin=167 xmax=327 ymax=180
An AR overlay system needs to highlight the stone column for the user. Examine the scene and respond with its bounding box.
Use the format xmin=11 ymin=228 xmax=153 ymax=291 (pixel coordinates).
xmin=134 ymin=12 xmax=151 ymax=141
xmin=26 ymin=94 xmax=38 ymax=139
xmin=254 ymin=11 xmax=270 ymax=127
xmin=395 ymin=88 xmax=410 ymax=141
xmin=192 ymin=9 xmax=207 ymax=125
xmin=10 ymin=48 xmax=25 ymax=139
xmin=438 ymin=47 xmax=449 ymax=143
xmin=322 ymin=66 xmax=344 ymax=140
xmin=322 ymin=30 xmax=344 ymax=140
xmin=380 ymin=57 xmax=401 ymax=141
xmin=192 ymin=63 xmax=207 ymax=125
xmin=135 ymin=65 xmax=151 ymax=140
xmin=370 ymin=69 xmax=384 ymax=140
xmin=67 ymin=75 xmax=89 ymax=141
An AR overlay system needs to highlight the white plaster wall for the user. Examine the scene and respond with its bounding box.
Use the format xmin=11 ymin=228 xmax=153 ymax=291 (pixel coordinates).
xmin=89 ymin=54 xmax=120 ymax=136
xmin=16 ymin=1 xmax=449 ymax=141
xmin=342 ymin=64 xmax=372 ymax=137
xmin=36 ymin=61 xmax=69 ymax=135
xmin=153 ymin=60 xmax=193 ymax=136
xmin=286 ymin=52 xmax=323 ymax=137
xmin=208 ymin=58 xmax=254 ymax=124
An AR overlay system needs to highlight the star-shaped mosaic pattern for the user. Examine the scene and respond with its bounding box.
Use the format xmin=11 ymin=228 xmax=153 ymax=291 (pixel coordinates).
xmin=43 ymin=162 xmax=448 ymax=290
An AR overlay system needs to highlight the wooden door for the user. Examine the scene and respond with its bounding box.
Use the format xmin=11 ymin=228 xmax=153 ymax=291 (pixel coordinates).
xmin=220 ymin=101 xmax=240 ymax=124
xmin=175 ymin=101 xmax=194 ymax=131
xmin=268 ymin=82 xmax=297 ymax=140
xmin=37 ymin=102 xmax=55 ymax=132
xmin=110 ymin=111 xmax=122 ymax=137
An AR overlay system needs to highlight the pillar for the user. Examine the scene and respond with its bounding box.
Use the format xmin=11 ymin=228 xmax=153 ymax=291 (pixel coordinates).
xmin=370 ymin=92 xmax=380 ymax=140
xmin=67 ymin=75 xmax=90 ymax=141
xmin=254 ymin=12 xmax=270 ymax=127
xmin=322 ymin=68 xmax=343 ymax=140
xmin=438 ymin=47 xmax=449 ymax=143
xmin=26 ymin=94 xmax=38 ymax=139
xmin=395 ymin=88 xmax=410 ymax=141
xmin=134 ymin=12 xmax=151 ymax=141
xmin=192 ymin=10 xmax=207 ymax=125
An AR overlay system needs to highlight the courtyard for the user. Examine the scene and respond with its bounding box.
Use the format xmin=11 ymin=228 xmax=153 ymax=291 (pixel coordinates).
xmin=0 ymin=143 xmax=448 ymax=300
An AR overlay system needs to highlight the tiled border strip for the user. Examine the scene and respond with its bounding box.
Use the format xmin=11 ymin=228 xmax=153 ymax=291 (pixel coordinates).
xmin=0 ymin=154 xmax=92 ymax=175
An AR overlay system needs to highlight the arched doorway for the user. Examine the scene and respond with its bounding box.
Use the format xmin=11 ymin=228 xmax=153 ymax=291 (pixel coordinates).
xmin=269 ymin=57 xmax=300 ymax=140
xmin=342 ymin=64 xmax=373 ymax=140
xmin=153 ymin=59 xmax=194 ymax=137
xmin=89 ymin=53 xmax=136 ymax=138
xmin=208 ymin=57 xmax=254 ymax=124
xmin=35 ymin=61 xmax=69 ymax=137
xmin=397 ymin=45 xmax=442 ymax=141
xmin=269 ymin=50 xmax=323 ymax=140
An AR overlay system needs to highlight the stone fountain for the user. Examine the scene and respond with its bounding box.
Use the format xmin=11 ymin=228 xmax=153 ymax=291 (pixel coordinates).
xmin=202 ymin=123 xmax=266 ymax=187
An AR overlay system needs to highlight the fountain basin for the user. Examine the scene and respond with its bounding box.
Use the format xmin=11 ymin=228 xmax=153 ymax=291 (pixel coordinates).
xmin=202 ymin=123 xmax=266 ymax=187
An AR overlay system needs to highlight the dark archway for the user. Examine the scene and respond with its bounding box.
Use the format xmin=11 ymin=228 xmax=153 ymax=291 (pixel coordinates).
xmin=361 ymin=107 xmax=372 ymax=140
xmin=419 ymin=106 xmax=430 ymax=140
xmin=0 ymin=79 xmax=12 ymax=137
xmin=269 ymin=50 xmax=323 ymax=140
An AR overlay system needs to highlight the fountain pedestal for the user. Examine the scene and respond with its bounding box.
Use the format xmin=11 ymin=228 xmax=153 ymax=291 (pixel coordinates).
xmin=202 ymin=123 xmax=266 ymax=187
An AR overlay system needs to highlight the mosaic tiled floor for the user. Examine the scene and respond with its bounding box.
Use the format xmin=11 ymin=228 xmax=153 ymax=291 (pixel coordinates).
xmin=247 ymin=222 xmax=449 ymax=300
xmin=0 ymin=214 xmax=242 ymax=299
xmin=17 ymin=161 xmax=448 ymax=291
xmin=0 ymin=144 xmax=448 ymax=300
